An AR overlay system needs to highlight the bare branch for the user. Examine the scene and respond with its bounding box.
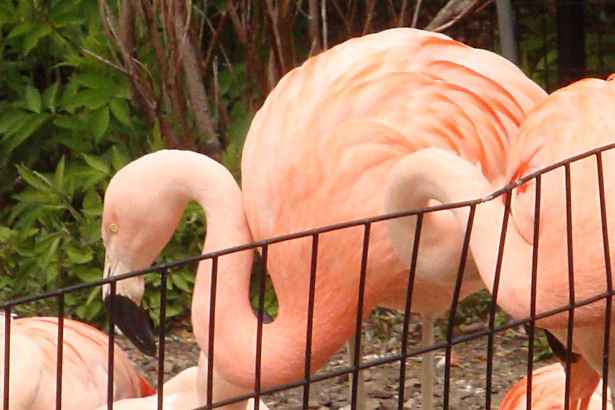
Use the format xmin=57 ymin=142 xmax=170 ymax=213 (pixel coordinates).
xmin=34 ymin=0 xmax=127 ymax=74
xmin=321 ymin=0 xmax=328 ymax=50
xmin=426 ymin=0 xmax=483 ymax=32
xmin=118 ymin=0 xmax=156 ymax=125
xmin=174 ymin=2 xmax=220 ymax=154
xmin=363 ymin=0 xmax=376 ymax=35
xmin=226 ymin=0 xmax=268 ymax=93
xmin=397 ymin=0 xmax=410 ymax=27
xmin=411 ymin=0 xmax=423 ymax=28
xmin=308 ymin=0 xmax=320 ymax=55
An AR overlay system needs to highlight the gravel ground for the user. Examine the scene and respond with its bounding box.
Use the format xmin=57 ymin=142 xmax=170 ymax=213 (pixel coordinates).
xmin=115 ymin=309 xmax=555 ymax=409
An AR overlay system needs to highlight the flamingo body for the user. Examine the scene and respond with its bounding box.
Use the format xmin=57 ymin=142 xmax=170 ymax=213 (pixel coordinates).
xmin=499 ymin=361 xmax=611 ymax=410
xmin=0 ymin=316 xmax=153 ymax=410
xmin=102 ymin=28 xmax=546 ymax=403
xmin=383 ymin=77 xmax=615 ymax=402
xmin=239 ymin=27 xmax=545 ymax=383
xmin=95 ymin=366 xmax=199 ymax=410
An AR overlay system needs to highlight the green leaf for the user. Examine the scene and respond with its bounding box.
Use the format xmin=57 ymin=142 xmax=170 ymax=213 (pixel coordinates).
xmin=6 ymin=23 xmax=35 ymax=39
xmin=16 ymin=164 xmax=54 ymax=192
xmin=65 ymin=245 xmax=93 ymax=264
xmin=170 ymin=271 xmax=193 ymax=293
xmin=63 ymin=88 xmax=112 ymax=111
xmin=109 ymin=98 xmax=131 ymax=126
xmin=82 ymin=188 xmax=102 ymax=217
xmin=0 ymin=110 xmax=29 ymax=134
xmin=110 ymin=146 xmax=129 ymax=171
xmin=92 ymin=106 xmax=109 ymax=143
xmin=53 ymin=156 xmax=65 ymax=191
xmin=149 ymin=119 xmax=164 ymax=151
xmin=59 ymin=78 xmax=79 ymax=112
xmin=73 ymin=73 xmax=116 ymax=89
xmin=42 ymin=81 xmax=60 ymax=113
xmin=4 ymin=113 xmax=50 ymax=152
xmin=53 ymin=113 xmax=87 ymax=131
xmin=23 ymin=24 xmax=52 ymax=56
xmin=25 ymin=85 xmax=42 ymax=113
xmin=81 ymin=153 xmax=109 ymax=174
xmin=164 ymin=303 xmax=184 ymax=318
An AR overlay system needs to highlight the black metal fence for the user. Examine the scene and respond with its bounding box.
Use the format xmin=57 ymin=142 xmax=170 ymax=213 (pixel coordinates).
xmin=3 ymin=141 xmax=615 ymax=409
xmin=2 ymin=2 xmax=615 ymax=409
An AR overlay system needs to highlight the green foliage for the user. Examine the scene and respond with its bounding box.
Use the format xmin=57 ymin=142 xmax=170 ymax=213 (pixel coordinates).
xmin=1 ymin=149 xmax=122 ymax=320
xmin=0 ymin=0 xmax=201 ymax=326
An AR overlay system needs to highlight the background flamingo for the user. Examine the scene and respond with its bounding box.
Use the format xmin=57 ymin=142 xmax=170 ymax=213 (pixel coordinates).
xmin=499 ymin=361 xmax=611 ymax=409
xmin=0 ymin=315 xmax=154 ymax=409
xmin=95 ymin=366 xmax=200 ymax=410
xmin=384 ymin=77 xmax=615 ymax=404
xmin=102 ymin=28 xmax=545 ymax=408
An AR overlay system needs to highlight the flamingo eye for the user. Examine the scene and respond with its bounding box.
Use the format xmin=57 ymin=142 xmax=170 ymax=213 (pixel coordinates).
xmin=108 ymin=223 xmax=118 ymax=234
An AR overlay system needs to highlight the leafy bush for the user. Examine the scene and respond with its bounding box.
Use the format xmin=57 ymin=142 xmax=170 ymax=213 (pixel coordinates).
xmin=0 ymin=0 xmax=202 ymax=326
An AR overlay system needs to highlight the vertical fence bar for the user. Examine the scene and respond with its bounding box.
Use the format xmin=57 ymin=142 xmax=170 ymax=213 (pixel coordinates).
xmin=55 ymin=294 xmax=65 ymax=410
xmin=485 ymin=190 xmax=513 ymax=409
xmin=3 ymin=306 xmax=11 ymax=410
xmin=397 ymin=213 xmax=423 ymax=408
xmin=563 ymin=163 xmax=575 ymax=410
xmin=254 ymin=246 xmax=269 ymax=410
xmin=350 ymin=224 xmax=371 ymax=409
xmin=206 ymin=256 xmax=219 ymax=409
xmin=107 ymin=281 xmax=116 ymax=410
xmin=443 ymin=205 xmax=476 ymax=409
xmin=158 ymin=269 xmax=168 ymax=410
xmin=596 ymin=152 xmax=612 ymax=410
xmin=302 ymin=235 xmax=319 ymax=409
xmin=525 ymin=175 xmax=542 ymax=409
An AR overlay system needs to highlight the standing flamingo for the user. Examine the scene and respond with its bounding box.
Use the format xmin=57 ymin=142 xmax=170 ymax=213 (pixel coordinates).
xmin=499 ymin=360 xmax=611 ymax=409
xmin=101 ymin=28 xmax=545 ymax=408
xmin=384 ymin=77 xmax=615 ymax=403
xmin=0 ymin=315 xmax=154 ymax=409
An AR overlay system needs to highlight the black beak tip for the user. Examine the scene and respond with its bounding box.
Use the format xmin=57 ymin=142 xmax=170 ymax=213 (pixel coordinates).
xmin=104 ymin=294 xmax=158 ymax=358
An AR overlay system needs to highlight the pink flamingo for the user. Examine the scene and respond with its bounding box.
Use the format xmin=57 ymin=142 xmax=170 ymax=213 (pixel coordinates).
xmin=101 ymin=28 xmax=545 ymax=408
xmin=0 ymin=315 xmax=154 ymax=409
xmin=499 ymin=360 xmax=611 ymax=409
xmin=95 ymin=366 xmax=201 ymax=410
xmin=97 ymin=352 xmax=270 ymax=409
xmin=384 ymin=77 xmax=615 ymax=404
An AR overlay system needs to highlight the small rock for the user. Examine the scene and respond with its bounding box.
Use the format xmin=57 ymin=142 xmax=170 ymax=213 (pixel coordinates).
xmin=403 ymin=398 xmax=416 ymax=409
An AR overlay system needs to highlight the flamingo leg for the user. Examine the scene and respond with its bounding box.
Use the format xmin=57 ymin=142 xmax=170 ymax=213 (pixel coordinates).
xmin=346 ymin=336 xmax=367 ymax=410
xmin=421 ymin=314 xmax=435 ymax=410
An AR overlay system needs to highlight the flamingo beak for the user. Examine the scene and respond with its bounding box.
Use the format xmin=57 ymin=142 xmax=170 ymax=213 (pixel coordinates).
xmin=103 ymin=252 xmax=157 ymax=357
xmin=104 ymin=293 xmax=157 ymax=357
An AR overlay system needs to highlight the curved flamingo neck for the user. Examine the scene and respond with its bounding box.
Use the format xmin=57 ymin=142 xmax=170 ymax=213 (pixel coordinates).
xmin=145 ymin=152 xmax=307 ymax=390
xmin=386 ymin=148 xmax=535 ymax=321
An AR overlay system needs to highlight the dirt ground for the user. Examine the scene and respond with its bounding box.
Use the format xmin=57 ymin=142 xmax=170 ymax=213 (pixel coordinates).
xmin=116 ymin=309 xmax=555 ymax=409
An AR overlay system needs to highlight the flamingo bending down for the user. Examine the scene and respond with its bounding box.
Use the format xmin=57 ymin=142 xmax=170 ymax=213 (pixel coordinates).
xmin=95 ymin=366 xmax=200 ymax=410
xmin=97 ymin=352 xmax=270 ymax=410
xmin=384 ymin=77 xmax=615 ymax=403
xmin=499 ymin=361 xmax=611 ymax=409
xmin=101 ymin=28 xmax=545 ymax=408
xmin=0 ymin=315 xmax=154 ymax=409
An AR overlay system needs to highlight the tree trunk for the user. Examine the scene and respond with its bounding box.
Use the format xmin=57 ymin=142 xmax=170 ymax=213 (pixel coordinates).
xmin=495 ymin=0 xmax=518 ymax=64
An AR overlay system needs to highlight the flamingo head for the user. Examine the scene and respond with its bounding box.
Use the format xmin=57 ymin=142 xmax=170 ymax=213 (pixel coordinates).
xmin=101 ymin=151 xmax=190 ymax=357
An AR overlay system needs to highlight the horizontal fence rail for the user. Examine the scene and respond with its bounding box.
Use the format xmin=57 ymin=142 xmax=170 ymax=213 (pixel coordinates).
xmin=3 ymin=142 xmax=615 ymax=409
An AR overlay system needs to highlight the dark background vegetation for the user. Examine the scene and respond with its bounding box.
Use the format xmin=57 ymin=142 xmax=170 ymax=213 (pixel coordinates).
xmin=0 ymin=0 xmax=613 ymax=329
